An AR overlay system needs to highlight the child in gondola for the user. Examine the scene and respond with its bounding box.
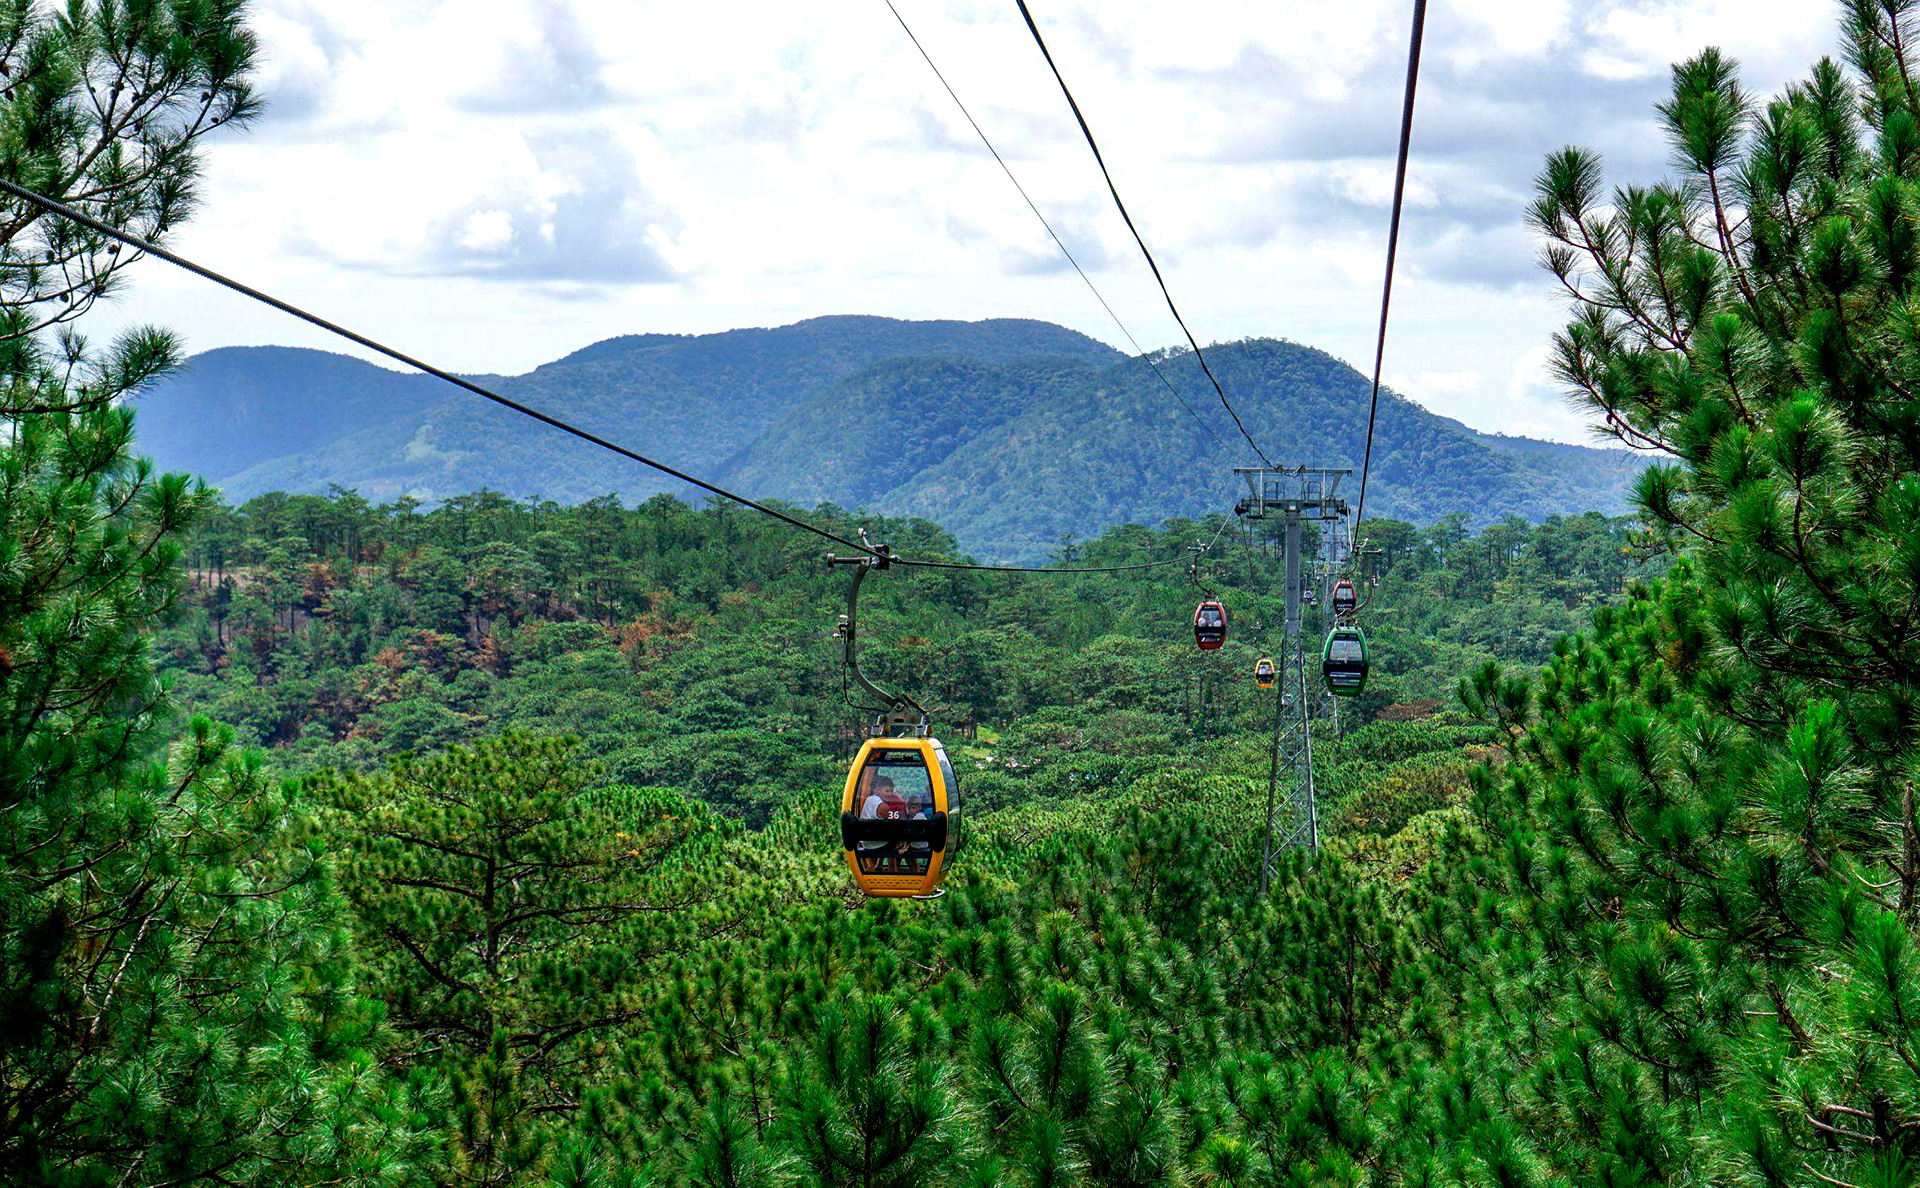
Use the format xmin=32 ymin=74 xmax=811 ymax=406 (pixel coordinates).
xmin=904 ymin=790 xmax=933 ymax=875
xmin=858 ymin=774 xmax=907 ymax=872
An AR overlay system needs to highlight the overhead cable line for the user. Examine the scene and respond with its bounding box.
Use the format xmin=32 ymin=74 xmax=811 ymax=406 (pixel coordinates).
xmin=0 ymin=176 xmax=1186 ymax=577
xmin=919 ymin=511 xmax=1237 ymax=574
xmin=880 ymin=0 xmax=1228 ymax=452
xmin=1352 ymin=0 xmax=1428 ymax=533
xmin=1198 ymin=512 xmax=1234 ymax=558
xmin=0 ymin=177 xmax=876 ymax=559
xmin=1013 ymin=0 xmax=1274 ymax=468
xmin=899 ymin=553 xmax=1177 ymax=573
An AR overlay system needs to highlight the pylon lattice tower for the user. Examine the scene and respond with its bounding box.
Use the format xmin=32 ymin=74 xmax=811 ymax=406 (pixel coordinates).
xmin=1234 ymin=466 xmax=1351 ymax=891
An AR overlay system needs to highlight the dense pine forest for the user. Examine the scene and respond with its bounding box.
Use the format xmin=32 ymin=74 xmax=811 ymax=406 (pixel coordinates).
xmin=160 ymin=491 xmax=1632 ymax=822
xmin=13 ymin=1 xmax=1920 ymax=1186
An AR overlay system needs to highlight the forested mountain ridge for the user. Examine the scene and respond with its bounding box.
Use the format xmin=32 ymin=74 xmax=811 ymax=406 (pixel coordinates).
xmin=134 ymin=318 xmax=1641 ymax=558
xmin=135 ymin=316 xmax=1122 ymax=513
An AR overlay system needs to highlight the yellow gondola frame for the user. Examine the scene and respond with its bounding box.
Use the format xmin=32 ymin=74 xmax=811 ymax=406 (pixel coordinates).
xmin=839 ymin=736 xmax=959 ymax=898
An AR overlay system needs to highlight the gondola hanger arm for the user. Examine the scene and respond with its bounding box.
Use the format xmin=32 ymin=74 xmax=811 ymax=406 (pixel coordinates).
xmin=1186 ymin=541 xmax=1218 ymax=598
xmin=827 ymin=539 xmax=927 ymax=735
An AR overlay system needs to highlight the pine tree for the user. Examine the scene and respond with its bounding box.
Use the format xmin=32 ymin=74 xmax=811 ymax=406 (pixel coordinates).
xmin=0 ymin=0 xmax=258 ymax=370
xmin=680 ymin=1082 xmax=791 ymax=1188
xmin=0 ymin=4 xmax=429 ymax=1185
xmin=1401 ymin=6 xmax=1920 ymax=1179
xmin=969 ymin=980 xmax=1180 ymax=1188
xmin=774 ymin=994 xmax=967 ymax=1187
xmin=313 ymin=735 xmax=707 ymax=1182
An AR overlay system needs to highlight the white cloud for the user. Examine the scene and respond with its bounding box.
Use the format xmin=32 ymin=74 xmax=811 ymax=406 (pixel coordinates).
xmin=458 ymin=210 xmax=514 ymax=253
xmin=1384 ymin=340 xmax=1604 ymax=446
xmin=1400 ymin=369 xmax=1486 ymax=398
xmin=91 ymin=0 xmax=1862 ymax=449
xmin=1326 ymin=162 xmax=1441 ymax=210
xmin=1500 ymin=342 xmax=1602 ymax=444
xmin=1441 ymin=0 xmax=1575 ymax=69
xmin=1580 ymin=50 xmax=1658 ymax=83
xmin=1584 ymin=0 xmax=1832 ymax=83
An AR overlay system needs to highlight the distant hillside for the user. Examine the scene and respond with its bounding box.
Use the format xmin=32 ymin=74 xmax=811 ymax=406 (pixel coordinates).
xmin=130 ymin=346 xmax=453 ymax=483
xmin=135 ymin=316 xmax=1642 ymax=559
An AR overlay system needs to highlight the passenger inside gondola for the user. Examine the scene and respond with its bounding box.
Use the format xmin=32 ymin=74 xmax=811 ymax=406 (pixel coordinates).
xmin=857 ymin=772 xmax=904 ymax=872
xmin=904 ymin=789 xmax=933 ymax=875
xmin=1328 ymin=635 xmax=1364 ymax=665
xmin=855 ymin=756 xmax=936 ymax=873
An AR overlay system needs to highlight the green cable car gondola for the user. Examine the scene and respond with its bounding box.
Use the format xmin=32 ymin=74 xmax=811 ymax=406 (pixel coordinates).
xmin=1322 ymin=625 xmax=1369 ymax=696
xmin=1253 ymin=656 xmax=1276 ymax=688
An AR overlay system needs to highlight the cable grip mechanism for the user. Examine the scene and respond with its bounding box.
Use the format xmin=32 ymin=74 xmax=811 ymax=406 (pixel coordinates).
xmin=1187 ymin=541 xmax=1217 ymax=598
xmin=827 ymin=534 xmax=928 ymax=738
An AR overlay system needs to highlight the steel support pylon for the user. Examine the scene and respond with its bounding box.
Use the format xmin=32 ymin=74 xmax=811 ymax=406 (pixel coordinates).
xmin=1241 ymin=467 xmax=1349 ymax=891
xmin=1258 ymin=635 xmax=1319 ymax=890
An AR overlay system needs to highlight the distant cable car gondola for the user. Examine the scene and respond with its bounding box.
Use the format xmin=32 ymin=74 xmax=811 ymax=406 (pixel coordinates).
xmin=1322 ymin=625 xmax=1369 ymax=696
xmin=1193 ymin=600 xmax=1227 ymax=650
xmin=1254 ymin=656 xmax=1276 ymax=689
xmin=1331 ymin=578 xmax=1358 ymax=618
xmin=829 ymin=542 xmax=960 ymax=899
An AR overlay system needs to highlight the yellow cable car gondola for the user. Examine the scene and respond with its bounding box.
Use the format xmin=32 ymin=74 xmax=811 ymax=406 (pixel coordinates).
xmin=828 ymin=542 xmax=961 ymax=899
xmin=1254 ymin=656 xmax=1276 ymax=688
xmin=840 ymin=736 xmax=957 ymax=898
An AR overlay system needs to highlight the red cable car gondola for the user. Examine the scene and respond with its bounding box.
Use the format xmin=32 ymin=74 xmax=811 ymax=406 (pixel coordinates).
xmin=1332 ymin=578 xmax=1358 ymax=618
xmin=1193 ymin=599 xmax=1227 ymax=650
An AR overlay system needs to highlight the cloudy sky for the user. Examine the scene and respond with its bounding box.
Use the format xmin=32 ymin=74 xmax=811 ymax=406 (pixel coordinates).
xmin=100 ymin=0 xmax=1841 ymax=444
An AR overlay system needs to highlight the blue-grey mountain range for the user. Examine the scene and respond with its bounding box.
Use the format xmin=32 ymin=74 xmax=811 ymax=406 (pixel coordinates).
xmin=132 ymin=315 xmax=1642 ymax=559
